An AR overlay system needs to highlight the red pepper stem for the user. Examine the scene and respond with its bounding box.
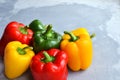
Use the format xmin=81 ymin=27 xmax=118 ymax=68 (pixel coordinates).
xmin=43 ymin=51 xmax=55 ymax=63
xmin=90 ymin=33 xmax=96 ymax=39
xmin=19 ymin=26 xmax=28 ymax=34
xmin=24 ymin=25 xmax=29 ymax=30
xmin=64 ymin=31 xmax=78 ymax=41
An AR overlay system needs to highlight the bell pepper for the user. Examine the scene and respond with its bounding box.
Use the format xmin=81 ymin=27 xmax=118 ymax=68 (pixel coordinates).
xmin=29 ymin=19 xmax=45 ymax=32
xmin=4 ymin=41 xmax=35 ymax=79
xmin=30 ymin=48 xmax=68 ymax=80
xmin=33 ymin=24 xmax=62 ymax=53
xmin=0 ymin=21 xmax=33 ymax=57
xmin=60 ymin=28 xmax=95 ymax=71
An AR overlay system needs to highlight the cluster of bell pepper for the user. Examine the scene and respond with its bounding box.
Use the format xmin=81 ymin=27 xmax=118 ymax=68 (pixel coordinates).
xmin=0 ymin=19 xmax=95 ymax=80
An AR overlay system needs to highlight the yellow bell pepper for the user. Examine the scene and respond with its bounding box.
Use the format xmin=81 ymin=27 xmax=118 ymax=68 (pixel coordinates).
xmin=4 ymin=41 xmax=35 ymax=79
xmin=60 ymin=28 xmax=94 ymax=71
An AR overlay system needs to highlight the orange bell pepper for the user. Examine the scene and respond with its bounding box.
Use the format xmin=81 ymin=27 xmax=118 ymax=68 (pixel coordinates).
xmin=60 ymin=28 xmax=95 ymax=71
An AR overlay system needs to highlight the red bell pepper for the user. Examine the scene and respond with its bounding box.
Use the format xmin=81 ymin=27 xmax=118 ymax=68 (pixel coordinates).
xmin=0 ymin=21 xmax=33 ymax=57
xmin=30 ymin=48 xmax=68 ymax=80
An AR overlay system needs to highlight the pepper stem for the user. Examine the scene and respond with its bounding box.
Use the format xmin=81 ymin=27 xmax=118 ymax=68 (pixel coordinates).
xmin=90 ymin=33 xmax=96 ymax=39
xmin=22 ymin=46 xmax=33 ymax=50
xmin=19 ymin=25 xmax=28 ymax=34
xmin=64 ymin=31 xmax=78 ymax=41
xmin=42 ymin=51 xmax=55 ymax=63
xmin=17 ymin=46 xmax=33 ymax=55
xmin=44 ymin=24 xmax=52 ymax=37
xmin=24 ymin=25 xmax=29 ymax=30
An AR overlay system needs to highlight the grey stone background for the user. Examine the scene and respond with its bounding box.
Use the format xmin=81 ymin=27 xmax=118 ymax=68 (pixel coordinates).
xmin=0 ymin=0 xmax=120 ymax=80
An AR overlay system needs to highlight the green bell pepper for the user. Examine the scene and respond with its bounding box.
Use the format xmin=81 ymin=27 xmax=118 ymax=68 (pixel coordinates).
xmin=29 ymin=19 xmax=45 ymax=32
xmin=33 ymin=24 xmax=62 ymax=53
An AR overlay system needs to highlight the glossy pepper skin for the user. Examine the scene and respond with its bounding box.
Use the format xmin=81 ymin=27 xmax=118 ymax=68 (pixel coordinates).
xmin=30 ymin=48 xmax=68 ymax=80
xmin=60 ymin=28 xmax=93 ymax=71
xmin=29 ymin=19 xmax=45 ymax=32
xmin=33 ymin=24 xmax=62 ymax=53
xmin=0 ymin=21 xmax=33 ymax=57
xmin=4 ymin=41 xmax=35 ymax=79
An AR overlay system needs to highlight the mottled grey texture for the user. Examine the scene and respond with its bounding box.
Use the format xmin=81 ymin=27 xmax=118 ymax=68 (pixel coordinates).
xmin=0 ymin=0 xmax=120 ymax=80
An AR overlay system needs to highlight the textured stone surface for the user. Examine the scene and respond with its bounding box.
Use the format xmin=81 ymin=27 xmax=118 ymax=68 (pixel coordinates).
xmin=0 ymin=0 xmax=120 ymax=80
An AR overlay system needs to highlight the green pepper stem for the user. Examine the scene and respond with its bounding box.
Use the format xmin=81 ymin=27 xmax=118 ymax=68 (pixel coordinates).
xmin=45 ymin=24 xmax=52 ymax=34
xmin=44 ymin=24 xmax=53 ymax=37
xmin=42 ymin=51 xmax=55 ymax=63
xmin=64 ymin=31 xmax=78 ymax=41
xmin=90 ymin=33 xmax=96 ymax=39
